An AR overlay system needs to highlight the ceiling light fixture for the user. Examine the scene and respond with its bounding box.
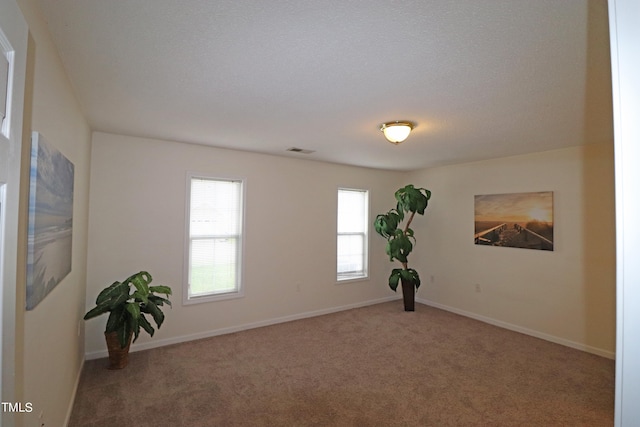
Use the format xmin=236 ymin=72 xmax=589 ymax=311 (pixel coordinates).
xmin=380 ymin=121 xmax=414 ymax=144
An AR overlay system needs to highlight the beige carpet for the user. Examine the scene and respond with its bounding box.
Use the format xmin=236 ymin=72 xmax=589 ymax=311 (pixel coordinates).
xmin=69 ymin=301 xmax=614 ymax=426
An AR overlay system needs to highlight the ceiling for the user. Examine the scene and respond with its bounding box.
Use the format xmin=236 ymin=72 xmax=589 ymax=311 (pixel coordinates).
xmin=35 ymin=0 xmax=613 ymax=171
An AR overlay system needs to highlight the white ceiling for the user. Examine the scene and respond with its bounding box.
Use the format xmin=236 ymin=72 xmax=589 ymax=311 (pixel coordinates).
xmin=35 ymin=0 xmax=613 ymax=171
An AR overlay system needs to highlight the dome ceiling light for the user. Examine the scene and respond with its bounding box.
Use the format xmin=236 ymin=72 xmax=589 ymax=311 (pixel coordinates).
xmin=380 ymin=121 xmax=414 ymax=144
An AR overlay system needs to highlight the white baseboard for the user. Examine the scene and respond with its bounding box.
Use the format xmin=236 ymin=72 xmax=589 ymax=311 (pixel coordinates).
xmin=85 ymin=295 xmax=399 ymax=360
xmin=417 ymin=297 xmax=615 ymax=360
xmin=63 ymin=357 xmax=85 ymax=427
xmin=85 ymin=295 xmax=615 ymax=360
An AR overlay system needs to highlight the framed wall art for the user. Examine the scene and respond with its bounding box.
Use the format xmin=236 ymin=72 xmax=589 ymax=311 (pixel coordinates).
xmin=474 ymin=191 xmax=553 ymax=251
xmin=26 ymin=132 xmax=74 ymax=310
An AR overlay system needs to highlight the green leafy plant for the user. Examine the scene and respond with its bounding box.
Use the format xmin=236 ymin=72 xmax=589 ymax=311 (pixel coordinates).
xmin=84 ymin=271 xmax=172 ymax=348
xmin=374 ymin=184 xmax=431 ymax=292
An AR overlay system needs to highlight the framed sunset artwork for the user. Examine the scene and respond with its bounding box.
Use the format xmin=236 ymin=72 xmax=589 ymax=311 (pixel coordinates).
xmin=474 ymin=191 xmax=553 ymax=251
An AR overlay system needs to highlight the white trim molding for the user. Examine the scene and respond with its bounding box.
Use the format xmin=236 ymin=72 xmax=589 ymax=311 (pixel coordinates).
xmin=417 ymin=297 xmax=615 ymax=359
xmin=86 ymin=295 xmax=399 ymax=360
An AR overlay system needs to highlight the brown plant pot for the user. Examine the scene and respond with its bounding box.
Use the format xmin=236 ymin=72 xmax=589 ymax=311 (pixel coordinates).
xmin=401 ymin=279 xmax=415 ymax=312
xmin=105 ymin=331 xmax=132 ymax=370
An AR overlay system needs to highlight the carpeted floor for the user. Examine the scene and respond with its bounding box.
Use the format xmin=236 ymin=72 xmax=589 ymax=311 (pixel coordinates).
xmin=69 ymin=301 xmax=614 ymax=426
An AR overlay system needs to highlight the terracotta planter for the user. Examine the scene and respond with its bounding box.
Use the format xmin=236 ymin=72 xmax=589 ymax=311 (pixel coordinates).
xmin=401 ymin=279 xmax=416 ymax=312
xmin=105 ymin=331 xmax=132 ymax=369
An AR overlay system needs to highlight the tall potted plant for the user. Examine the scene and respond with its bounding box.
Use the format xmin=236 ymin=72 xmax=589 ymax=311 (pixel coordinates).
xmin=374 ymin=184 xmax=431 ymax=311
xmin=84 ymin=271 xmax=172 ymax=369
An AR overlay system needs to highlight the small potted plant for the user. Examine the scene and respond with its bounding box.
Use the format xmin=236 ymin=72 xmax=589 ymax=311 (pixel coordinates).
xmin=84 ymin=271 xmax=172 ymax=369
xmin=374 ymin=184 xmax=431 ymax=311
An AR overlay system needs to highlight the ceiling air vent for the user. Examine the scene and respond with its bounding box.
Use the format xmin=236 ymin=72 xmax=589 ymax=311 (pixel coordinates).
xmin=286 ymin=147 xmax=315 ymax=154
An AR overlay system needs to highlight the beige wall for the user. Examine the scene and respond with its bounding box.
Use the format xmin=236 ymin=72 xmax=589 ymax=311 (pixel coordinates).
xmin=85 ymin=132 xmax=407 ymax=356
xmin=15 ymin=1 xmax=91 ymax=426
xmin=409 ymin=143 xmax=616 ymax=357
xmin=86 ymin=134 xmax=617 ymax=361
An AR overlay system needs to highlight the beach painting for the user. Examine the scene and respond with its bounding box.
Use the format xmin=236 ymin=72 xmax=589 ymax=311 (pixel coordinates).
xmin=26 ymin=132 xmax=74 ymax=310
xmin=474 ymin=191 xmax=553 ymax=251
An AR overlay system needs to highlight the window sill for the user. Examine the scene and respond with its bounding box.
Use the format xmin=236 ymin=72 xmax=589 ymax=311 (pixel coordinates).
xmin=183 ymin=289 xmax=244 ymax=305
xmin=336 ymin=276 xmax=369 ymax=285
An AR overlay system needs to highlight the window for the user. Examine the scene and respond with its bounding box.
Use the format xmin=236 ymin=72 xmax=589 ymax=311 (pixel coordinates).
xmin=337 ymin=188 xmax=368 ymax=281
xmin=185 ymin=175 xmax=244 ymax=303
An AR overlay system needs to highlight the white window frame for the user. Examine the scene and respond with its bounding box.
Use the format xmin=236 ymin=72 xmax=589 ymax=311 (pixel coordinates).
xmin=183 ymin=173 xmax=246 ymax=305
xmin=337 ymin=187 xmax=369 ymax=282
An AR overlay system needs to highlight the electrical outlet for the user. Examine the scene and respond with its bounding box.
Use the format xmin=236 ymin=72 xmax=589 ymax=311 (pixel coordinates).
xmin=430 ymin=275 xmax=435 ymax=284
xmin=295 ymin=283 xmax=301 ymax=292
xmin=475 ymin=284 xmax=481 ymax=293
